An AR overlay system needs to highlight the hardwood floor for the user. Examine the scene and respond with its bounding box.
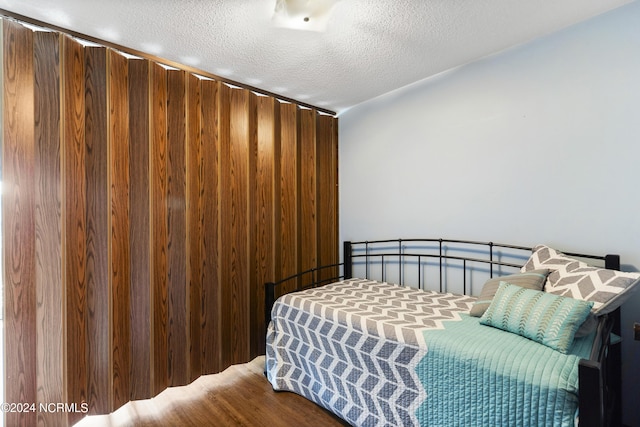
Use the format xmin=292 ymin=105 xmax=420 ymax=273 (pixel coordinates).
xmin=75 ymin=356 xmax=350 ymax=426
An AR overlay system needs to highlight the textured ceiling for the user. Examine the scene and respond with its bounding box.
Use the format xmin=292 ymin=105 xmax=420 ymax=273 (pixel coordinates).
xmin=0 ymin=0 xmax=634 ymax=115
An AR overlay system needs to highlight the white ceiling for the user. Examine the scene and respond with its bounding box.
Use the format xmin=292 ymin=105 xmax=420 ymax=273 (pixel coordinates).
xmin=0 ymin=0 xmax=634 ymax=115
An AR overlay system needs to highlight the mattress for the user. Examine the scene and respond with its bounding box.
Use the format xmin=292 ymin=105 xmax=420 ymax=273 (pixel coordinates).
xmin=266 ymin=278 xmax=594 ymax=426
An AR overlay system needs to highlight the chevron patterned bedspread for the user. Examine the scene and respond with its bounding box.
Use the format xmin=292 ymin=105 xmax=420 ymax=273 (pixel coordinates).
xmin=265 ymin=278 xmax=593 ymax=427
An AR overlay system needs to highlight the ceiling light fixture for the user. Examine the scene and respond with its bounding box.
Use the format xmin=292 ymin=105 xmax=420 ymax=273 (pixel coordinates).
xmin=272 ymin=0 xmax=339 ymax=32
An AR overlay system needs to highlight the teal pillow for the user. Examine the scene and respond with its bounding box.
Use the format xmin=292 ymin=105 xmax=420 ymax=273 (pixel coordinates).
xmin=479 ymin=282 xmax=594 ymax=353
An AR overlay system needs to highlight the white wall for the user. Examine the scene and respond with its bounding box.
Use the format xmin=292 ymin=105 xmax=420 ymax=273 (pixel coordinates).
xmin=339 ymin=2 xmax=640 ymax=425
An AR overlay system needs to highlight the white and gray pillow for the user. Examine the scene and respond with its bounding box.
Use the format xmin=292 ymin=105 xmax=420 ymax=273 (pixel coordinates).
xmin=521 ymin=244 xmax=640 ymax=316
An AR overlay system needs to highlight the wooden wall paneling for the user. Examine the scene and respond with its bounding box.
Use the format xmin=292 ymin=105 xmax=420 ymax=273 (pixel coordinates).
xmin=150 ymin=61 xmax=169 ymax=395
xmin=1 ymin=15 xmax=340 ymax=420
xmin=166 ymin=68 xmax=188 ymax=386
xmin=33 ymin=29 xmax=66 ymax=427
xmin=186 ymin=72 xmax=203 ymax=381
xmin=316 ymin=115 xmax=339 ymax=281
xmin=108 ymin=49 xmax=131 ymax=409
xmin=278 ymin=102 xmax=299 ymax=296
xmin=62 ymin=34 xmax=89 ymax=419
xmin=220 ymin=86 xmax=251 ymax=368
xmin=250 ymin=95 xmax=277 ymax=357
xmin=200 ymin=78 xmax=220 ymax=374
xmin=299 ymin=108 xmax=317 ymax=274
xmin=84 ymin=45 xmax=110 ymax=415
xmin=2 ymin=20 xmax=37 ymax=427
xmin=127 ymin=58 xmax=151 ymax=400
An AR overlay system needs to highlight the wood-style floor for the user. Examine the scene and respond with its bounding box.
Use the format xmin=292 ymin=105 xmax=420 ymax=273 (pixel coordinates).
xmin=75 ymin=356 xmax=350 ymax=427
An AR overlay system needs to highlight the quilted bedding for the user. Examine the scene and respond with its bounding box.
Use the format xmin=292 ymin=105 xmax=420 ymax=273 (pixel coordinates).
xmin=266 ymin=278 xmax=595 ymax=427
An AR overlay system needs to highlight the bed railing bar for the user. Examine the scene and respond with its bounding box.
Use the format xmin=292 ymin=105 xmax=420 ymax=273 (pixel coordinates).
xmin=349 ymin=238 xmax=531 ymax=252
xmin=382 ymin=254 xmax=386 ymax=282
xmin=366 ymin=241 xmax=370 ymax=279
xmin=439 ymin=239 xmax=443 ymax=293
xmin=489 ymin=242 xmax=494 ymax=278
xmin=463 ymin=259 xmax=467 ymax=294
xmin=349 ymin=252 xmax=524 ymax=269
xmin=265 ymin=281 xmax=276 ymax=334
xmin=562 ymin=251 xmax=609 ymax=262
xmin=344 ymin=241 xmax=353 ymax=279
xmin=399 ymin=239 xmax=403 ymax=286
xmin=313 ymin=265 xmax=317 ymax=288
xmin=270 ymin=262 xmax=344 ymax=288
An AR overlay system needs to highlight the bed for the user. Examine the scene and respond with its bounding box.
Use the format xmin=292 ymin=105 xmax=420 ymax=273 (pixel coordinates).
xmin=264 ymin=239 xmax=640 ymax=427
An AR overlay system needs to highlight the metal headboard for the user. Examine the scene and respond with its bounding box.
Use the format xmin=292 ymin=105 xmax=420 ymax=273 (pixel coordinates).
xmin=265 ymin=238 xmax=619 ymax=333
xmin=344 ymin=239 xmax=619 ymax=294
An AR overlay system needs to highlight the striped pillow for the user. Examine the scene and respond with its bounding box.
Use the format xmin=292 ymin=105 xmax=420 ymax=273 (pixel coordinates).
xmin=479 ymin=282 xmax=594 ymax=353
xmin=469 ymin=269 xmax=550 ymax=317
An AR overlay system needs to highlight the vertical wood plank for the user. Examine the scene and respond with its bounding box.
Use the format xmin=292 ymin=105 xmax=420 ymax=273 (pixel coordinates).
xmin=84 ymin=45 xmax=110 ymax=415
xmin=299 ymin=108 xmax=317 ymax=274
xmin=186 ymin=73 xmax=203 ymax=381
xmin=33 ymin=29 xmax=66 ymax=427
xmin=220 ymin=86 xmax=250 ymax=368
xmin=316 ymin=115 xmax=339 ymax=280
xmin=3 ymin=20 xmax=37 ymax=427
xmin=246 ymin=93 xmax=257 ymax=360
xmin=166 ymin=68 xmax=188 ymax=386
xmin=232 ymin=87 xmax=250 ymax=365
xmin=217 ymin=83 xmax=231 ymax=369
xmin=272 ymin=103 xmax=282 ymax=296
xmin=250 ymin=95 xmax=277 ymax=357
xmin=279 ymin=103 xmax=299 ymax=295
xmin=150 ymin=61 xmax=168 ymax=395
xmin=200 ymin=79 xmax=220 ymax=374
xmin=62 ymin=34 xmax=88 ymax=418
xmin=108 ymin=49 xmax=131 ymax=409
xmin=128 ymin=58 xmax=151 ymax=400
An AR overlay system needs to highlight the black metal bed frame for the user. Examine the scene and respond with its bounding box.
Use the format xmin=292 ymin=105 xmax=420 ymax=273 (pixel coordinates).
xmin=265 ymin=238 xmax=622 ymax=427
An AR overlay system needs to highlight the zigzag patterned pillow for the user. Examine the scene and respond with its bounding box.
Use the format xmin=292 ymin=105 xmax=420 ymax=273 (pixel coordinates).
xmin=480 ymin=282 xmax=593 ymax=353
xmin=521 ymin=245 xmax=640 ymax=315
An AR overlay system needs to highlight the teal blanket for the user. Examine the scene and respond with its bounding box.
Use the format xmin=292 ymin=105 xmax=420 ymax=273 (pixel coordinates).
xmin=417 ymin=315 xmax=593 ymax=426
